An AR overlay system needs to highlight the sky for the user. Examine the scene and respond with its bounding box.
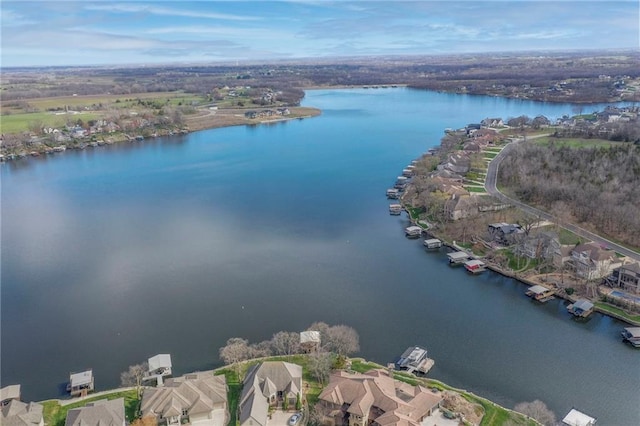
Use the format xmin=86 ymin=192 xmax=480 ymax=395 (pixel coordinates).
xmin=1 ymin=0 xmax=638 ymax=67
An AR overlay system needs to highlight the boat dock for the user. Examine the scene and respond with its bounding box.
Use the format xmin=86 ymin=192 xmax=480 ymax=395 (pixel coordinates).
xmin=405 ymin=226 xmax=423 ymax=238
xmin=621 ymin=327 xmax=640 ymax=347
xmin=67 ymin=369 xmax=94 ymax=397
xmin=395 ymin=346 xmax=434 ymax=375
xmin=423 ymin=238 xmax=442 ymax=249
xmin=567 ymin=299 xmax=594 ymax=318
xmin=464 ymin=259 xmax=486 ymax=274
xmin=526 ymin=285 xmax=556 ymax=302
xmin=386 ymin=188 xmax=400 ymax=199
xmin=389 ymin=204 xmax=403 ymax=215
xmin=562 ymin=408 xmax=597 ymax=426
xmin=447 ymin=251 xmax=471 ymax=264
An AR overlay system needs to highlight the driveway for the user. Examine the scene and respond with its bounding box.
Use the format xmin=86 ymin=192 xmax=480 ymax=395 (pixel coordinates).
xmin=269 ymin=410 xmax=301 ymax=426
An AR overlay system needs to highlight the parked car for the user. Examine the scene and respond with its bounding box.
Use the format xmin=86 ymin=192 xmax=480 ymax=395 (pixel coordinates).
xmin=288 ymin=413 xmax=302 ymax=425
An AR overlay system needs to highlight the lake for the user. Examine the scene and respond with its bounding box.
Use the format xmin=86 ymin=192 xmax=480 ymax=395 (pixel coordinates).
xmin=1 ymin=88 xmax=638 ymax=424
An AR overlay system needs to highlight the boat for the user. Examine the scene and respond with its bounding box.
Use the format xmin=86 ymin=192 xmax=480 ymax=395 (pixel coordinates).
xmin=389 ymin=204 xmax=403 ymax=215
xmin=405 ymin=226 xmax=422 ymax=238
xmin=525 ymin=285 xmax=556 ymax=302
xmin=567 ymin=299 xmax=594 ymax=318
xmin=621 ymin=327 xmax=640 ymax=347
xmin=464 ymin=259 xmax=486 ymax=273
xmin=423 ymin=238 xmax=442 ymax=249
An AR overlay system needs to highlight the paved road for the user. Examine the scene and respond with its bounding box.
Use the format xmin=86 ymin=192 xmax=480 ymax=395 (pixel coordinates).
xmin=485 ymin=137 xmax=640 ymax=262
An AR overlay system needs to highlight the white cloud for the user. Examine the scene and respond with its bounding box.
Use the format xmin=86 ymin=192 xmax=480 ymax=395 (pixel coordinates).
xmin=84 ymin=3 xmax=262 ymax=21
xmin=1 ymin=9 xmax=37 ymax=27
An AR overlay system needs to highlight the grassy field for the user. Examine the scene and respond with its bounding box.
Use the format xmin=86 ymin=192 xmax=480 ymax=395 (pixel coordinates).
xmin=594 ymin=302 xmax=640 ymax=324
xmin=533 ymin=136 xmax=625 ymax=149
xmin=0 ymin=112 xmax=100 ymax=134
xmin=41 ymin=390 xmax=139 ymax=426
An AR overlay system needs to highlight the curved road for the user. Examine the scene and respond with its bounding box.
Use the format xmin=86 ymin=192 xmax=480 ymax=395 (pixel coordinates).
xmin=485 ymin=137 xmax=640 ymax=262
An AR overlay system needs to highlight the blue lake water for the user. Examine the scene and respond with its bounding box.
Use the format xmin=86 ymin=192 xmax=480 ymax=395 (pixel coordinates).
xmin=2 ymin=88 xmax=638 ymax=424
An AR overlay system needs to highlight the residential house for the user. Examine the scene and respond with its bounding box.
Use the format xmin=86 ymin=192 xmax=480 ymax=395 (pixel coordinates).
xmin=516 ymin=232 xmax=559 ymax=260
xmin=65 ymin=399 xmax=125 ymax=426
xmin=141 ymin=372 xmax=228 ymax=426
xmin=444 ymin=194 xmax=477 ymax=221
xmin=239 ymin=361 xmax=303 ymax=426
xmin=487 ymin=223 xmax=524 ymax=245
xmin=481 ymin=118 xmax=504 ymax=128
xmin=1 ymin=400 xmax=44 ymax=426
xmin=318 ymin=369 xmax=442 ymax=426
xmin=553 ymin=244 xmax=574 ymax=269
xmin=609 ymin=262 xmax=640 ymax=294
xmin=569 ymin=243 xmax=622 ymax=280
xmin=443 ymin=152 xmax=471 ymax=175
xmin=1 ymin=385 xmax=21 ymax=406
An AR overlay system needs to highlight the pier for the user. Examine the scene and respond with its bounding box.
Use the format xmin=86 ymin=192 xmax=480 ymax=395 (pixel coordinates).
xmin=447 ymin=251 xmax=471 ymax=264
xmin=423 ymin=238 xmax=442 ymax=249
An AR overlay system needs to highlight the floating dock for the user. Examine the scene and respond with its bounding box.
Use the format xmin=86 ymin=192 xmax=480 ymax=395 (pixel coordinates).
xmin=389 ymin=204 xmax=403 ymax=215
xmin=526 ymin=285 xmax=556 ymax=302
xmin=423 ymin=238 xmax=442 ymax=249
xmin=67 ymin=369 xmax=94 ymax=397
xmin=464 ymin=259 xmax=486 ymax=274
xmin=447 ymin=251 xmax=471 ymax=264
xmin=405 ymin=226 xmax=423 ymax=238
xmin=567 ymin=299 xmax=594 ymax=318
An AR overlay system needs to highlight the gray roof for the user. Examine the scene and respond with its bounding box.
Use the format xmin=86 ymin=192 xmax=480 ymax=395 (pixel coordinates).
xmin=623 ymin=327 xmax=640 ymax=338
xmin=70 ymin=370 xmax=93 ymax=387
xmin=573 ymin=299 xmax=594 ymax=311
xmin=300 ymin=331 xmax=320 ymax=344
xmin=239 ymin=362 xmax=302 ymax=426
xmin=65 ymin=398 xmax=124 ymax=426
xmin=447 ymin=251 xmax=470 ymax=260
xmin=148 ymin=354 xmax=172 ymax=371
xmin=141 ymin=372 xmax=227 ymax=419
xmin=528 ymin=285 xmax=550 ymax=295
xmin=1 ymin=385 xmax=21 ymax=402
xmin=1 ymin=400 xmax=43 ymax=426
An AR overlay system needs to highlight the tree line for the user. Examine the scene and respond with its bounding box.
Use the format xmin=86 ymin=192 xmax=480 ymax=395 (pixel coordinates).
xmin=499 ymin=142 xmax=640 ymax=247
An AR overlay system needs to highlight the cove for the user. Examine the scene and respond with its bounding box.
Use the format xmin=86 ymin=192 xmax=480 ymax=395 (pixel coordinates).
xmin=1 ymin=88 xmax=638 ymax=425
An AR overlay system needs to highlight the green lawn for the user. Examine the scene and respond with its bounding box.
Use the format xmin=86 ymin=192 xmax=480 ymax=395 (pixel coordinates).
xmin=483 ymin=152 xmax=499 ymax=159
xmin=0 ymin=112 xmax=99 ymax=133
xmin=466 ymin=186 xmax=487 ymax=193
xmin=42 ymin=390 xmax=139 ymax=426
xmin=594 ymin=302 xmax=640 ymax=324
xmin=533 ymin=136 xmax=625 ymax=149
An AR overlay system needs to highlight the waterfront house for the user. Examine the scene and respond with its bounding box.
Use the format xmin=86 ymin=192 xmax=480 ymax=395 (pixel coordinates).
xmin=1 ymin=400 xmax=44 ymax=426
xmin=239 ymin=361 xmax=302 ymax=426
xmin=444 ymin=194 xmax=477 ymax=220
xmin=141 ymin=372 xmax=228 ymax=426
xmin=569 ymin=243 xmax=621 ymax=280
xmin=145 ymin=354 xmax=173 ymax=386
xmin=562 ymin=408 xmax=597 ymax=426
xmin=318 ymin=369 xmax=442 ymax=426
xmin=526 ymin=285 xmax=555 ymax=302
xmin=609 ymin=262 xmax=640 ymax=294
xmin=567 ymin=299 xmax=594 ymax=318
xmin=1 ymin=385 xmax=20 ymax=406
xmin=517 ymin=232 xmax=559 ymax=260
xmin=65 ymin=398 xmax=124 ymax=426
xmin=487 ymin=223 xmax=524 ymax=245
xmin=481 ymin=118 xmax=504 ymax=128
xmin=67 ymin=370 xmax=94 ymax=397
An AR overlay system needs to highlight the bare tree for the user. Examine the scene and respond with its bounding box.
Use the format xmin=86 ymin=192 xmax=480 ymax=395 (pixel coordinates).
xmin=130 ymin=416 xmax=158 ymax=426
xmin=307 ymin=351 xmax=333 ymax=386
xmin=121 ymin=362 xmax=148 ymax=398
xmin=514 ymin=400 xmax=556 ymax=426
xmin=219 ymin=337 xmax=252 ymax=378
xmin=324 ymin=325 xmax=360 ymax=357
xmin=270 ymin=331 xmax=300 ymax=356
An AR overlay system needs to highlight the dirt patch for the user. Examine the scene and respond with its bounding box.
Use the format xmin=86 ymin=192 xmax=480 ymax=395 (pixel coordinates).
xmin=441 ymin=391 xmax=484 ymax=425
